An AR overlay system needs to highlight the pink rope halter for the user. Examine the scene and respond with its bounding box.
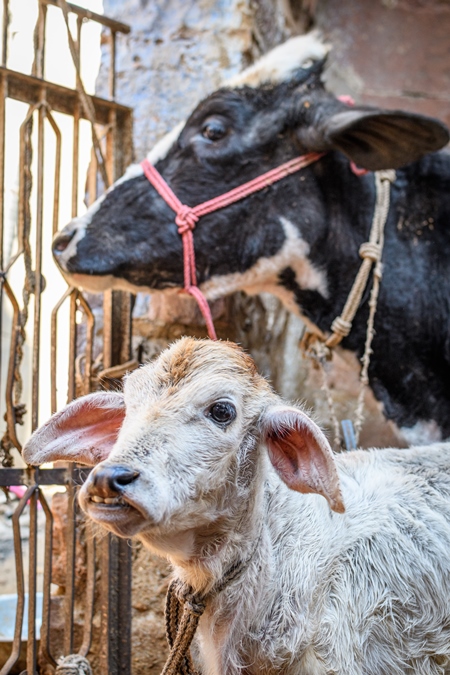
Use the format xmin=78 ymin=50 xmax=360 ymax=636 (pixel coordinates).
xmin=141 ymin=151 xmax=324 ymax=339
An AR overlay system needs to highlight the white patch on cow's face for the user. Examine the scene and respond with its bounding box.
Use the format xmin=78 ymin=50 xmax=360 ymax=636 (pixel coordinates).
xmin=55 ymin=125 xmax=186 ymax=272
xmin=400 ymin=420 xmax=443 ymax=446
xmin=200 ymin=217 xmax=328 ymax=312
xmin=147 ymin=121 xmax=184 ymax=164
xmin=227 ymin=31 xmax=330 ymax=89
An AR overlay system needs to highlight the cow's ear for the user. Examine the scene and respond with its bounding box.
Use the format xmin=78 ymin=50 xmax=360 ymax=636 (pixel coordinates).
xmin=261 ymin=405 xmax=345 ymax=513
xmin=318 ymin=108 xmax=449 ymax=171
xmin=22 ymin=392 xmax=126 ymax=467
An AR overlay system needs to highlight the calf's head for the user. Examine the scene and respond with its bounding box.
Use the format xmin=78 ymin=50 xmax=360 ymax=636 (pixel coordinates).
xmin=23 ymin=338 xmax=344 ymax=556
xmin=53 ymin=33 xmax=449 ymax=305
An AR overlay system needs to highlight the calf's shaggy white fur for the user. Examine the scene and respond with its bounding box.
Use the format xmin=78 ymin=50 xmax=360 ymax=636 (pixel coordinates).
xmin=23 ymin=338 xmax=450 ymax=674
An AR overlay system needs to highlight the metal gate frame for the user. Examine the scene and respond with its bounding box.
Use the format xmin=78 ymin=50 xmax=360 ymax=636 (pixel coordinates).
xmin=0 ymin=1 xmax=134 ymax=673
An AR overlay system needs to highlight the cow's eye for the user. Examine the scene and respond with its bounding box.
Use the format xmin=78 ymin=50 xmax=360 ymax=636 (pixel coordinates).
xmin=202 ymin=119 xmax=227 ymax=142
xmin=208 ymin=401 xmax=236 ymax=426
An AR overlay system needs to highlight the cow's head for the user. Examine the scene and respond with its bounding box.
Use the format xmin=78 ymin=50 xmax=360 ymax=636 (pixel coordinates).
xmin=53 ymin=33 xmax=449 ymax=305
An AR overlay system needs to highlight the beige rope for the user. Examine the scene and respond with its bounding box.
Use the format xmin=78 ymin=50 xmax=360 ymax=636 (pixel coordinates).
xmin=55 ymin=654 xmax=93 ymax=675
xmin=302 ymin=170 xmax=396 ymax=450
xmin=325 ymin=170 xmax=395 ymax=349
xmin=163 ymin=580 xmax=205 ymax=675
xmin=161 ymin=530 xmax=264 ymax=675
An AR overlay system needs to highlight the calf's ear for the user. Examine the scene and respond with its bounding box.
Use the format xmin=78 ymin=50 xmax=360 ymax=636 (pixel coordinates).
xmin=22 ymin=392 xmax=126 ymax=467
xmin=262 ymin=405 xmax=345 ymax=513
xmin=318 ymin=108 xmax=449 ymax=171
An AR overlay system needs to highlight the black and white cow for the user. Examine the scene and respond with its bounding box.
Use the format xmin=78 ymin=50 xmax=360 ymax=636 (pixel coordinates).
xmin=53 ymin=33 xmax=450 ymax=442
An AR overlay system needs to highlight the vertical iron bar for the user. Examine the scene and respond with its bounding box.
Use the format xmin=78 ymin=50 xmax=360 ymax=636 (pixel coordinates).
xmin=34 ymin=1 xmax=47 ymax=79
xmin=0 ymin=71 xmax=6 ymax=270
xmin=26 ymin=486 xmax=38 ymax=674
xmin=67 ymin=289 xmax=77 ymax=402
xmin=3 ymin=279 xmax=23 ymax=451
xmin=45 ymin=108 xmax=61 ymax=236
xmin=38 ymin=487 xmax=57 ymax=669
xmin=31 ymin=95 xmax=46 ymax=432
xmin=72 ymin=101 xmax=79 ymax=219
xmin=79 ymin=520 xmax=95 ymax=657
xmin=77 ymin=293 xmax=93 ymax=395
xmin=64 ymin=465 xmax=76 ymax=656
xmin=100 ymin=95 xmax=133 ymax=675
xmin=1 ymin=0 xmax=9 ymax=67
xmin=0 ymin=71 xmax=7 ymax=396
xmin=0 ymin=485 xmax=36 ymax=675
xmin=109 ymin=30 xmax=116 ymax=100
xmin=100 ymin=535 xmax=132 ymax=673
xmin=51 ymin=287 xmax=72 ymax=414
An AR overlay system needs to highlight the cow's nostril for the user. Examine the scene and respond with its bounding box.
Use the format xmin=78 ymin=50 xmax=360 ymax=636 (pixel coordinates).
xmin=53 ymin=230 xmax=75 ymax=254
xmin=115 ymin=468 xmax=140 ymax=486
xmin=91 ymin=465 xmax=140 ymax=497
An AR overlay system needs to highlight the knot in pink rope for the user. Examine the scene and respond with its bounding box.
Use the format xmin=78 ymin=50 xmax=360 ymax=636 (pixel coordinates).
xmin=338 ymin=94 xmax=356 ymax=106
xmin=175 ymin=206 xmax=199 ymax=234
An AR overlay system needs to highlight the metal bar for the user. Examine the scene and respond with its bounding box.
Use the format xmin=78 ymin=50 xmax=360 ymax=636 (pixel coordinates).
xmin=38 ymin=488 xmax=57 ymax=669
xmin=99 ymin=91 xmax=134 ymax=674
xmin=0 ymin=466 xmax=91 ymax=486
xmin=79 ymin=520 xmax=95 ymax=657
xmin=26 ymin=488 xmax=38 ymax=674
xmin=34 ymin=1 xmax=47 ymax=79
xmin=109 ymin=31 xmax=116 ymax=100
xmin=64 ymin=465 xmax=77 ymax=655
xmin=1 ymin=0 xmax=9 ymax=67
xmin=72 ymin=101 xmax=79 ymax=218
xmin=2 ymin=278 xmax=23 ymax=451
xmin=31 ymin=93 xmax=46 ymax=432
xmin=51 ymin=286 xmax=73 ymax=414
xmin=106 ymin=109 xmax=116 ymax=186
xmin=77 ymin=293 xmax=94 ymax=396
xmin=43 ymin=0 xmax=130 ymax=34
xmin=100 ymin=534 xmax=132 ymax=673
xmin=0 ymin=484 xmax=36 ymax=675
xmin=0 ymin=71 xmax=6 ymax=270
xmin=0 ymin=70 xmax=7 ymax=399
xmin=1 ymin=67 xmax=132 ymax=124
xmin=45 ymin=106 xmax=62 ymax=236
xmin=87 ymin=145 xmax=97 ymax=205
xmin=67 ymin=289 xmax=78 ymax=402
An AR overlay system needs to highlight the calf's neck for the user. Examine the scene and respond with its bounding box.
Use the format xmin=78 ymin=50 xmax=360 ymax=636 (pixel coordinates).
xmin=23 ymin=338 xmax=450 ymax=674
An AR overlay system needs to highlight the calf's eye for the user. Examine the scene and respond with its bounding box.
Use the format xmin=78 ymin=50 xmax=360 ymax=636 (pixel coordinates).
xmin=208 ymin=401 xmax=236 ymax=426
xmin=202 ymin=120 xmax=227 ymax=142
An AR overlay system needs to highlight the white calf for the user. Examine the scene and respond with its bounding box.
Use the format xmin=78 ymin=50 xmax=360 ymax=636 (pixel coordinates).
xmin=23 ymin=338 xmax=450 ymax=674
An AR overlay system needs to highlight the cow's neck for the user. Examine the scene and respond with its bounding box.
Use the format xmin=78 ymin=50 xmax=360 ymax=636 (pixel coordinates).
xmin=277 ymin=152 xmax=450 ymax=440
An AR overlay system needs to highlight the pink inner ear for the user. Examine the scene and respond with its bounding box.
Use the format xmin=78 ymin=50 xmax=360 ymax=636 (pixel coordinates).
xmin=265 ymin=410 xmax=345 ymax=513
xmin=22 ymin=392 xmax=126 ymax=467
xmin=268 ymin=427 xmax=327 ymax=493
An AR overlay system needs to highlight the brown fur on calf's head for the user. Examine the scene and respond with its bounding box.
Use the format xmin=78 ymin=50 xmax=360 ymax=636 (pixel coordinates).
xmin=23 ymin=337 xmax=343 ymax=550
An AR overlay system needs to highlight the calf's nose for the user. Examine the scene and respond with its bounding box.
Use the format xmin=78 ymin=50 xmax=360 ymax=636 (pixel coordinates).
xmin=53 ymin=229 xmax=75 ymax=255
xmin=89 ymin=465 xmax=140 ymax=498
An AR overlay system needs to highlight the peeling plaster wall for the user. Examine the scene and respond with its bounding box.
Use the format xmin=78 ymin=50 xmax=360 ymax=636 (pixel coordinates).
xmin=96 ymin=0 xmax=289 ymax=158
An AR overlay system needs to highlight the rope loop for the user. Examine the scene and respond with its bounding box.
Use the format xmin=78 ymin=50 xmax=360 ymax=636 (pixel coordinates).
xmin=359 ymin=242 xmax=380 ymax=262
xmin=330 ymin=316 xmax=352 ymax=338
xmin=175 ymin=206 xmax=199 ymax=234
xmin=378 ymin=169 xmax=396 ymax=183
xmin=55 ymin=654 xmax=93 ymax=675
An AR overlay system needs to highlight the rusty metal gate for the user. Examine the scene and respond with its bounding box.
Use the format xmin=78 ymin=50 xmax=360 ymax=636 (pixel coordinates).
xmin=0 ymin=1 xmax=134 ymax=673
